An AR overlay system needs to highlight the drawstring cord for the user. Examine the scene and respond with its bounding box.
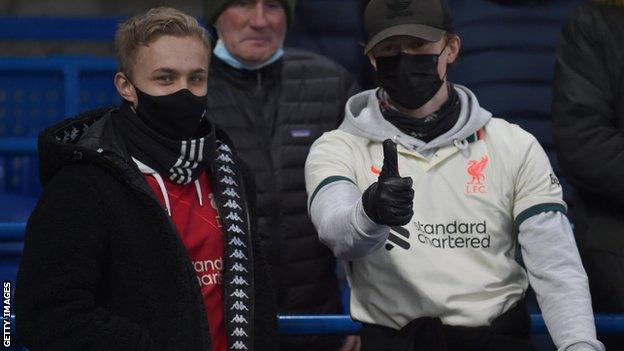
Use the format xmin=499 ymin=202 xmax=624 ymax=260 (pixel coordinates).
xmin=194 ymin=179 xmax=204 ymax=207
xmin=152 ymin=172 xmax=172 ymax=216
xmin=453 ymin=139 xmax=469 ymax=149
xmin=453 ymin=139 xmax=470 ymax=157
xmin=132 ymin=156 xmax=204 ymax=216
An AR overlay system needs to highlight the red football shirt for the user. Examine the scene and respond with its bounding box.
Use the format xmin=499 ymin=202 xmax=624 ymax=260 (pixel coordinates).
xmin=145 ymin=171 xmax=226 ymax=351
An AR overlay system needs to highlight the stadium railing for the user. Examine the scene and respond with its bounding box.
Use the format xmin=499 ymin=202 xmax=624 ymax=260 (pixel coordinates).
xmin=2 ymin=221 xmax=624 ymax=336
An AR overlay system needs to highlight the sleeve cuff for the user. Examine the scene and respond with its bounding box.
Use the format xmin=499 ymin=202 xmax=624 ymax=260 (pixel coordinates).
xmin=515 ymin=202 xmax=567 ymax=229
xmin=563 ymin=341 xmax=605 ymax=351
xmin=351 ymin=197 xmax=389 ymax=240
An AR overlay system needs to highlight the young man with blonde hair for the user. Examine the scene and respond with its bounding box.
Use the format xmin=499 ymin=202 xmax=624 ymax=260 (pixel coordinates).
xmin=16 ymin=7 xmax=276 ymax=351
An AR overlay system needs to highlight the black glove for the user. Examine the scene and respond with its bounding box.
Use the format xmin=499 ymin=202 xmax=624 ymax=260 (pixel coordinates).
xmin=362 ymin=139 xmax=414 ymax=226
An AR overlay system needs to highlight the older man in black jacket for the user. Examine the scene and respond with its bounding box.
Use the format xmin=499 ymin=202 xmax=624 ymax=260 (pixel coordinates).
xmin=203 ymin=1 xmax=359 ymax=350
xmin=552 ymin=0 xmax=624 ymax=348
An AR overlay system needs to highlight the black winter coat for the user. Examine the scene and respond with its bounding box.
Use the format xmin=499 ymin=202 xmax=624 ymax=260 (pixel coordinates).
xmin=552 ymin=2 xmax=624 ymax=254
xmin=207 ymin=49 xmax=358 ymax=350
xmin=15 ymin=108 xmax=277 ymax=350
xmin=207 ymin=49 xmax=358 ymax=317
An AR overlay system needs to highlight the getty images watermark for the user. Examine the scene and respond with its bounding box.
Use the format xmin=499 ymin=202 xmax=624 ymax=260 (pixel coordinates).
xmin=2 ymin=281 xmax=10 ymax=348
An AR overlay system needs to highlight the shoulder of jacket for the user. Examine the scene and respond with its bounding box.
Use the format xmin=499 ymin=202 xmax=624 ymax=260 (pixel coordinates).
xmin=568 ymin=2 xmax=609 ymax=31
xmin=43 ymin=162 xmax=110 ymax=196
xmin=313 ymin=128 xmax=366 ymax=149
xmin=483 ymin=118 xmax=538 ymax=150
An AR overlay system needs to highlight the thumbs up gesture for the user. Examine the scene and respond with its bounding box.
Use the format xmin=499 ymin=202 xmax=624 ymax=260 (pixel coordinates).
xmin=362 ymin=139 xmax=414 ymax=226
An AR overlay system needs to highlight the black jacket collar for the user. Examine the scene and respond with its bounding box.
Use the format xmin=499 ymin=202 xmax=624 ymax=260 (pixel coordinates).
xmin=211 ymin=56 xmax=283 ymax=90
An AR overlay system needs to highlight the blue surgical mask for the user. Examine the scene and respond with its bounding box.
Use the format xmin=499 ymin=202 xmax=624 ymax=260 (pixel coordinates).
xmin=213 ymin=39 xmax=284 ymax=71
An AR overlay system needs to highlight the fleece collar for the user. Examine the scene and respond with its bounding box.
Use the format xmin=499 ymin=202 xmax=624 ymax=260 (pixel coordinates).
xmin=214 ymin=39 xmax=284 ymax=71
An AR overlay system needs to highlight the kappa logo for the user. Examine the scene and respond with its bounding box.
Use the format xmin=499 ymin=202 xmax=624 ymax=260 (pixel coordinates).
xmin=229 ymin=237 xmax=247 ymax=248
xmin=63 ymin=127 xmax=82 ymax=142
xmin=466 ymin=156 xmax=489 ymax=194
xmin=230 ymin=275 xmax=249 ymax=286
xmin=220 ymin=176 xmax=238 ymax=186
xmin=226 ymin=212 xmax=244 ymax=223
xmin=219 ymin=165 xmax=235 ymax=175
xmin=231 ymin=288 xmax=250 ymax=298
xmin=228 ymin=224 xmax=246 ymax=235
xmin=385 ymin=226 xmax=411 ymax=251
xmin=232 ymin=341 xmax=248 ymax=350
xmin=231 ymin=300 xmax=250 ymax=310
xmin=217 ymin=153 xmax=234 ymax=164
xmin=231 ymin=328 xmax=249 ymax=337
xmin=231 ymin=314 xmax=249 ymax=323
xmin=224 ymin=199 xmax=243 ymax=210
xmin=231 ymin=262 xmax=249 ymax=273
xmin=218 ymin=143 xmax=232 ymax=153
xmin=223 ymin=187 xmax=241 ymax=198
xmin=230 ymin=249 xmax=248 ymax=260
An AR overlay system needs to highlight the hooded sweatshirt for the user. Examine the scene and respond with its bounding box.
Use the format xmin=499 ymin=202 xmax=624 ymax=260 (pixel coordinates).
xmin=305 ymin=85 xmax=603 ymax=351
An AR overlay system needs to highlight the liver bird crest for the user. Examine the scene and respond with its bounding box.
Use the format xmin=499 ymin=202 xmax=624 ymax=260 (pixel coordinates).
xmin=467 ymin=156 xmax=489 ymax=184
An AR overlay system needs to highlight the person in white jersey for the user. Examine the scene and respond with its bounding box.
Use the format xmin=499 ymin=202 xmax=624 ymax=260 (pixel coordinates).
xmin=304 ymin=0 xmax=604 ymax=350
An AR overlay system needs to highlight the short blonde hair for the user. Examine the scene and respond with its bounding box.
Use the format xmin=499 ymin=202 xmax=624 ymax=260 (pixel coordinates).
xmin=115 ymin=7 xmax=212 ymax=75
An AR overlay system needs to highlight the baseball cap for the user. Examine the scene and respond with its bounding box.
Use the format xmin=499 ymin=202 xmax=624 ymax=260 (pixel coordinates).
xmin=364 ymin=0 xmax=454 ymax=54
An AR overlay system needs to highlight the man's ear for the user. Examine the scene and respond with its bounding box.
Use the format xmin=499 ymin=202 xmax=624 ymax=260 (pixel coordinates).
xmin=114 ymin=72 xmax=137 ymax=106
xmin=446 ymin=35 xmax=461 ymax=66
xmin=368 ymin=53 xmax=378 ymax=71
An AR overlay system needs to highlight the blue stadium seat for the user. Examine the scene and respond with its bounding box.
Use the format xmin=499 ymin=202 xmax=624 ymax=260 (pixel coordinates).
xmin=0 ymin=56 xmax=117 ymax=200
xmin=285 ymin=0 xmax=370 ymax=87
xmin=448 ymin=0 xmax=582 ymax=209
xmin=0 ymin=65 xmax=63 ymax=197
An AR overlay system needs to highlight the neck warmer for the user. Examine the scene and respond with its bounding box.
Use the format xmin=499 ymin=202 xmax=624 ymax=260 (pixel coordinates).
xmin=213 ymin=39 xmax=284 ymax=71
xmin=115 ymin=102 xmax=216 ymax=185
xmin=378 ymin=83 xmax=461 ymax=143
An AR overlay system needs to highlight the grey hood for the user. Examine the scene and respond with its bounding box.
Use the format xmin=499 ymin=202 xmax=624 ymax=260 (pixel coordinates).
xmin=340 ymin=84 xmax=492 ymax=158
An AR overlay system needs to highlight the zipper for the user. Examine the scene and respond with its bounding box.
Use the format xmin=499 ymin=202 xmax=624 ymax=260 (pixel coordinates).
xmin=111 ymin=156 xmax=212 ymax=346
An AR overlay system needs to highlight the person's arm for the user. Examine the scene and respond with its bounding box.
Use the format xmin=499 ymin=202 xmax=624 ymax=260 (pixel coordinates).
xmin=307 ymin=138 xmax=412 ymax=260
xmin=15 ymin=166 xmax=152 ymax=351
xmin=552 ymin=6 xmax=624 ymax=204
xmin=511 ymin=128 xmax=603 ymax=350
xmin=518 ymin=211 xmax=604 ymax=351
xmin=310 ymin=181 xmax=389 ymax=260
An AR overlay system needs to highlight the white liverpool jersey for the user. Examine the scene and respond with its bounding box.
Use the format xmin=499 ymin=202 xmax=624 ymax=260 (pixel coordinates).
xmin=305 ymin=117 xmax=566 ymax=329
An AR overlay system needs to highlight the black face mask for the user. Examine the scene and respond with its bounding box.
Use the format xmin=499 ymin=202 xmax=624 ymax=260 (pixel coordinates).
xmin=133 ymin=87 xmax=208 ymax=140
xmin=375 ymin=49 xmax=446 ymax=110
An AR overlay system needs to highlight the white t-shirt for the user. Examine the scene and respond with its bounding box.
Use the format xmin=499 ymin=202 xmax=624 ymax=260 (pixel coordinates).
xmin=305 ymin=117 xmax=566 ymax=328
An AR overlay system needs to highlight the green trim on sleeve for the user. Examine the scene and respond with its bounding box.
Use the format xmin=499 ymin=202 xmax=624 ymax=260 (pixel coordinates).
xmin=515 ymin=203 xmax=567 ymax=229
xmin=309 ymin=176 xmax=355 ymax=208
